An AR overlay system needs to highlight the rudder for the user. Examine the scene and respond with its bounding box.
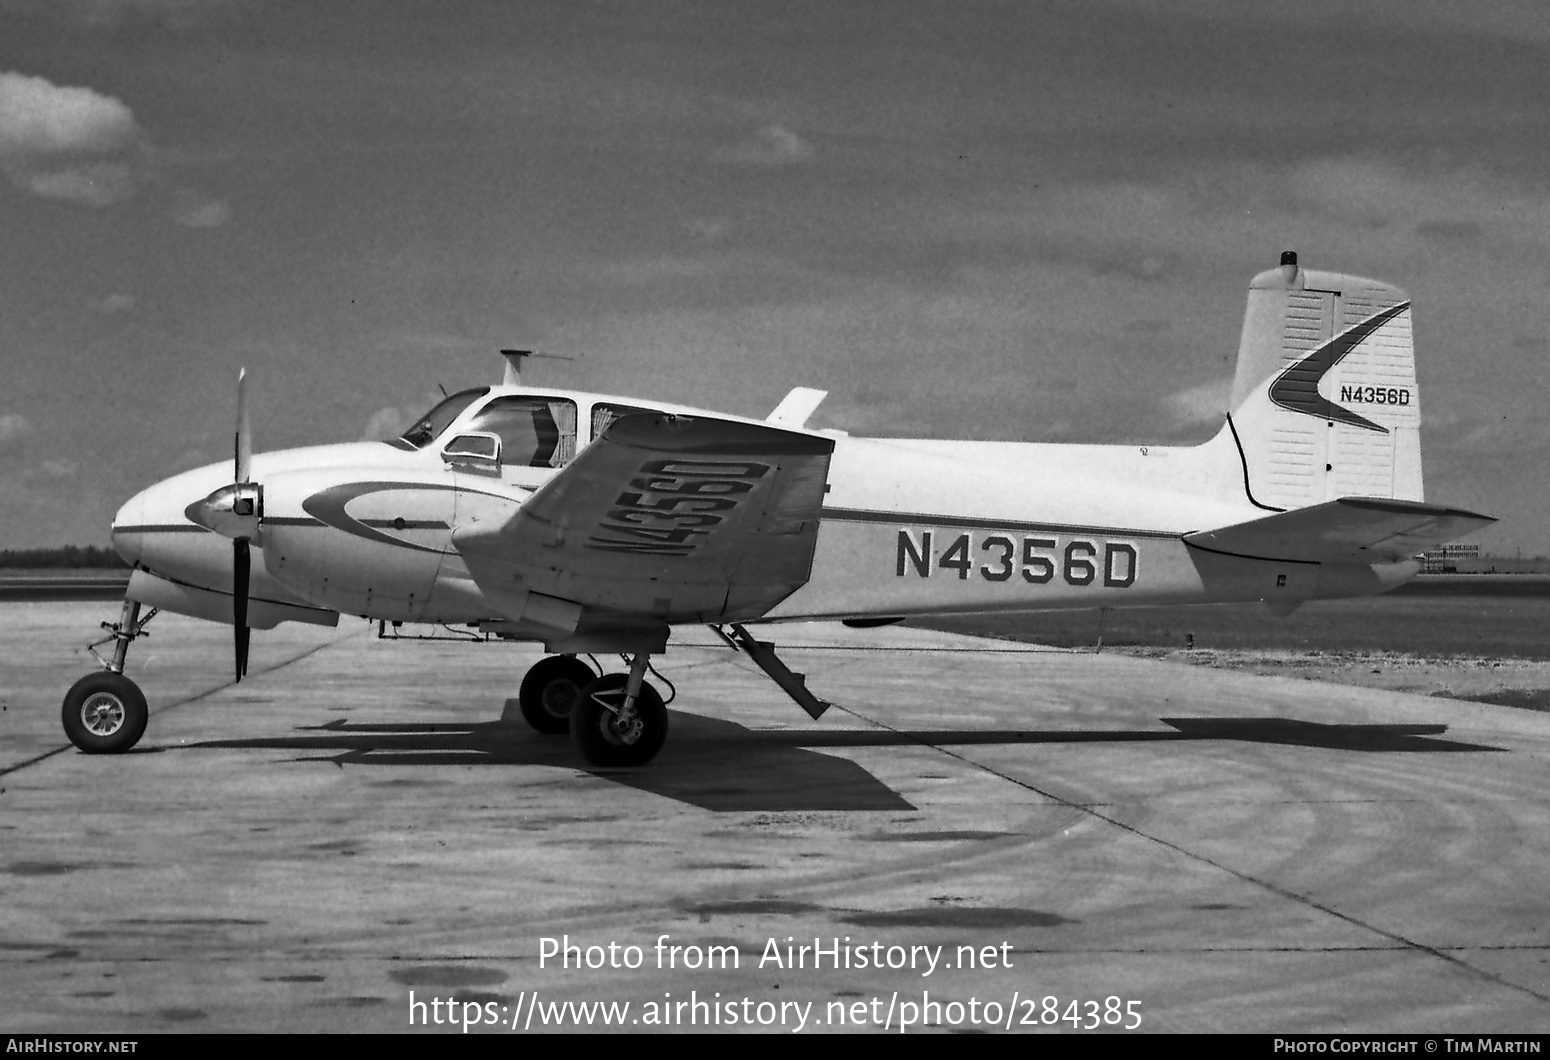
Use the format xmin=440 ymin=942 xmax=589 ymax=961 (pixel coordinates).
xmin=1227 ymin=253 xmax=1422 ymax=512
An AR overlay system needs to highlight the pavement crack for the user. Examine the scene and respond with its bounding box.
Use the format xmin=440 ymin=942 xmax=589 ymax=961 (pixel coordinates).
xmin=829 ymin=700 xmax=1550 ymax=1007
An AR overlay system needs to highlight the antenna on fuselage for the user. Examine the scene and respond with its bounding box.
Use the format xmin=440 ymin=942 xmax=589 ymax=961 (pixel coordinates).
xmin=499 ymin=348 xmax=575 ymax=386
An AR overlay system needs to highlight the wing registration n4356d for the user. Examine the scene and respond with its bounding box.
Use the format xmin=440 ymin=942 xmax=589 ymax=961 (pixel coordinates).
xmin=453 ymin=413 xmax=835 ymax=625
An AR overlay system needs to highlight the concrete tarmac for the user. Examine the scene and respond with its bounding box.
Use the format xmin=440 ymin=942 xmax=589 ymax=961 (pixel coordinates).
xmin=2 ymin=602 xmax=1548 ymax=1034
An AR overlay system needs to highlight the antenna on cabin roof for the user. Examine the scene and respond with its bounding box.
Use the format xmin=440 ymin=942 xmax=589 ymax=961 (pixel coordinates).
xmin=499 ymin=348 xmax=575 ymax=386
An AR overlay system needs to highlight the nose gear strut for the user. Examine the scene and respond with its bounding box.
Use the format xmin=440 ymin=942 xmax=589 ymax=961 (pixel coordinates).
xmin=65 ymin=597 xmax=159 ymax=754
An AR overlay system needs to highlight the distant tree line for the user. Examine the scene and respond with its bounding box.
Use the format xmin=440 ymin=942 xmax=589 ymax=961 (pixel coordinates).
xmin=0 ymin=546 xmax=129 ymax=569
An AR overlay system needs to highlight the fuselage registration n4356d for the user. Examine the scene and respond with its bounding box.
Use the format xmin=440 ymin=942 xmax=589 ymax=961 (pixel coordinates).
xmin=72 ymin=253 xmax=1493 ymax=768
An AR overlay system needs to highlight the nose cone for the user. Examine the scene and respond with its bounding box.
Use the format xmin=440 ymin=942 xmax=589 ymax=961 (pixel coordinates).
xmin=109 ymin=460 xmax=232 ymax=578
xmin=110 ymin=488 xmax=150 ymax=567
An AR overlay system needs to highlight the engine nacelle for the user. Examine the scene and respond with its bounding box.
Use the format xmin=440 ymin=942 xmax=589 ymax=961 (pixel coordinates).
xmin=261 ymin=468 xmax=460 ymax=620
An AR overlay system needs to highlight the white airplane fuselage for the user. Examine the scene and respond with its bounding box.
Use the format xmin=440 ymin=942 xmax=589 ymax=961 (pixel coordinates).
xmin=75 ymin=259 xmax=1497 ymax=764
xmin=110 ymin=384 xmax=1418 ymax=640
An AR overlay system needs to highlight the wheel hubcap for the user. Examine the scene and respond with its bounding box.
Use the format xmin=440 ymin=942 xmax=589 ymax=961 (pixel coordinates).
xmin=609 ymin=716 xmax=643 ymax=744
xmin=589 ymin=689 xmax=642 ymax=745
xmin=80 ymin=693 xmax=126 ymax=736
xmin=542 ymin=680 xmax=579 ymax=718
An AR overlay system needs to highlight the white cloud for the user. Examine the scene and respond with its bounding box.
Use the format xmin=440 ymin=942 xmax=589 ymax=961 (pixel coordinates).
xmin=712 ymin=124 xmax=815 ymax=166
xmin=1162 ymin=378 xmax=1232 ymax=427
xmin=40 ymin=458 xmax=78 ymax=478
xmin=0 ymin=71 xmax=146 ymax=207
xmin=0 ymin=71 xmax=236 ymax=222
xmin=596 ymin=255 xmax=717 ymax=286
xmin=1281 ymin=157 xmax=1550 ymax=242
xmin=169 ymin=447 xmax=207 ymax=472
xmin=687 ymin=217 xmax=731 ymax=242
xmin=0 ymin=413 xmax=33 ymax=449
xmin=362 ymin=406 xmax=413 ymax=441
xmin=92 ymin=292 xmax=136 ymax=314
xmin=21 ymin=160 xmax=138 ymax=206
xmin=1098 ymin=0 xmax=1550 ymax=44
xmin=0 ymin=0 xmax=240 ymax=30
xmin=172 ymin=188 xmax=231 ymax=228
xmin=0 ymin=71 xmax=139 ymax=156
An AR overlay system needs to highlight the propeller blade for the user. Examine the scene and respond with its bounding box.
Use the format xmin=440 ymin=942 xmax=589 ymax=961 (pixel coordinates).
xmin=235 ymin=367 xmax=252 ymax=485
xmin=233 ymin=537 xmax=250 ymax=681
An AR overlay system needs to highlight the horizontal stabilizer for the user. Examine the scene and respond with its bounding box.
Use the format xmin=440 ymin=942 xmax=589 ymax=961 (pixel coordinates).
xmin=1184 ymin=497 xmax=1495 ymax=564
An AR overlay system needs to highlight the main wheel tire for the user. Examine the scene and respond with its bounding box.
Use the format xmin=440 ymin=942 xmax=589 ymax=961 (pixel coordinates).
xmin=517 ymin=655 xmax=597 ymax=734
xmin=62 ymin=672 xmax=148 ymax=754
xmin=569 ymin=673 xmax=668 ymax=767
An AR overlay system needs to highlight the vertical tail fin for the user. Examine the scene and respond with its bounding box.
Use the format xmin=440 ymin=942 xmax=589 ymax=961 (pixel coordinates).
xmin=1227 ymin=253 xmax=1423 ymax=512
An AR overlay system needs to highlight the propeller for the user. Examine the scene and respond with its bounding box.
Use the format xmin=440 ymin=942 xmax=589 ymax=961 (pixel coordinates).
xmin=188 ymin=368 xmax=262 ymax=681
xmin=233 ymin=536 xmax=250 ymax=680
xmin=233 ymin=369 xmax=252 ymax=681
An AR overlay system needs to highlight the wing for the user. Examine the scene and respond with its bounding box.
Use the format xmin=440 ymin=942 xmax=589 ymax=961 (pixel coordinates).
xmin=453 ymin=412 xmax=834 ymax=627
xmin=1183 ymin=497 xmax=1495 ymax=564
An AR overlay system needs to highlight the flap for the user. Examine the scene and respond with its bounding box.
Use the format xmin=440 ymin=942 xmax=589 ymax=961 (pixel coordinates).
xmin=1184 ymin=497 xmax=1495 ymax=564
xmin=454 ymin=412 xmax=834 ymax=623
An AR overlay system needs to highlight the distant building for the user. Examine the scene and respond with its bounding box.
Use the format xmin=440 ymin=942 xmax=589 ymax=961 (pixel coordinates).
xmin=1420 ymin=543 xmax=1479 ymax=574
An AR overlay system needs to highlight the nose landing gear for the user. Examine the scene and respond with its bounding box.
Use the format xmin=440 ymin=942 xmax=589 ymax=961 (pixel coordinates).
xmin=63 ymin=598 xmax=157 ymax=754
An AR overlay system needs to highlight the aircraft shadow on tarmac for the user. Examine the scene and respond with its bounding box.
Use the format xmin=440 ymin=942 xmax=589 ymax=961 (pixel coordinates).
xmin=185 ymin=703 xmax=1502 ymax=813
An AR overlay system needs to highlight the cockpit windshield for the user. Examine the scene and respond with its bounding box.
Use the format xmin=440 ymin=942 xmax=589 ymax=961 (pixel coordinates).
xmin=396 ymin=388 xmax=489 ymax=449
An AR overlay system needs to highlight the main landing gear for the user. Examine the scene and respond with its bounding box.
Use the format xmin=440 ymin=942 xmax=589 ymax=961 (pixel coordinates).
xmin=516 ymin=652 xmax=669 ymax=767
xmin=514 ymin=628 xmax=826 ymax=768
xmin=515 ymin=654 xmax=597 ymax=734
xmin=62 ymin=599 xmax=158 ymax=754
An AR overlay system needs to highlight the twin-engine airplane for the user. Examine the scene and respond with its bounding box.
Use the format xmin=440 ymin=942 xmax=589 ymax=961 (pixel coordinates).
xmin=69 ymin=253 xmax=1493 ymax=766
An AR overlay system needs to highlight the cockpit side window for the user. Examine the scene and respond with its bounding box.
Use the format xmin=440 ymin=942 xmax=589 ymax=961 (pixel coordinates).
xmin=467 ymin=397 xmax=578 ymax=468
xmin=396 ymin=388 xmax=489 ymax=450
xmin=590 ymin=402 xmax=656 ymax=445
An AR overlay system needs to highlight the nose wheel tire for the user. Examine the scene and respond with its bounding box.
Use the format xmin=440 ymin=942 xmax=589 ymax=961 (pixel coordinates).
xmin=569 ymin=673 xmax=668 ymax=767
xmin=517 ymin=655 xmax=597 ymax=735
xmin=62 ymin=673 xmax=149 ymax=754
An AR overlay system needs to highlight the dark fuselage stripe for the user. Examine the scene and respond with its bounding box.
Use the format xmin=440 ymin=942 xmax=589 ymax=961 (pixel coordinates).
xmin=819 ymin=507 xmax=1183 ymax=540
xmin=1181 ymin=540 xmax=1324 ymax=566
xmin=127 ymin=511 xmax=1185 ymax=543
xmin=1226 ymin=411 xmax=1286 ymax=514
xmin=263 ymin=516 xmax=448 ymax=530
xmin=114 ymin=524 xmax=208 ymax=534
xmin=146 ymin=569 xmax=341 ymax=614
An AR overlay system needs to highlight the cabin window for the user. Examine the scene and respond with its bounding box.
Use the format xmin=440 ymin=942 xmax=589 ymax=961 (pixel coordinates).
xmin=590 ymin=402 xmax=656 ymax=444
xmin=467 ymin=397 xmax=578 ymax=468
xmin=396 ymin=388 xmax=489 ymax=449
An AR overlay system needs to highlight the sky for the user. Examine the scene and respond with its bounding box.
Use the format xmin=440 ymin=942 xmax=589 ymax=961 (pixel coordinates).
xmin=1 ymin=0 xmax=1547 ymax=555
